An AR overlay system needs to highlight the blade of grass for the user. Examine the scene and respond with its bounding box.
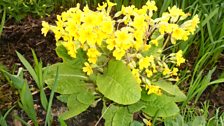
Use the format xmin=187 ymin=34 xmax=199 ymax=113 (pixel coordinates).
xmin=31 ymin=49 xmax=48 ymax=110
xmin=19 ymin=82 xmax=38 ymax=126
xmin=45 ymin=67 xmax=59 ymax=126
xmin=0 ymin=6 xmax=6 ymax=38
xmin=16 ymin=51 xmax=38 ymax=84
xmin=159 ymin=0 xmax=171 ymax=17
xmin=194 ymin=67 xmax=216 ymax=103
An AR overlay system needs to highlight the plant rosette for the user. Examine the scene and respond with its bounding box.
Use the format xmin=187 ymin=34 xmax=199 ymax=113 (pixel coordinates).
xmin=42 ymin=0 xmax=199 ymax=125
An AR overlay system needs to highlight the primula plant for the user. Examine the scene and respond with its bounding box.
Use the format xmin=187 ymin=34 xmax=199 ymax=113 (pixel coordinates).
xmin=42 ymin=0 xmax=199 ymax=125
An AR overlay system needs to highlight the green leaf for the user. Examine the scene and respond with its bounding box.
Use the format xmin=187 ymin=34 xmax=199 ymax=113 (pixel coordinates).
xmin=45 ymin=62 xmax=88 ymax=94
xmin=164 ymin=114 xmax=186 ymax=126
xmin=56 ymin=45 xmax=74 ymax=62
xmin=96 ymin=60 xmax=141 ymax=105
xmin=58 ymin=117 xmax=68 ymax=126
xmin=153 ymin=80 xmax=187 ymax=102
xmin=112 ymin=107 xmax=133 ymax=126
xmin=130 ymin=121 xmax=144 ymax=126
xmin=128 ymin=100 xmax=146 ymax=113
xmin=77 ymin=91 xmax=95 ymax=105
xmin=57 ymin=94 xmax=70 ymax=103
xmin=59 ymin=91 xmax=95 ymax=120
xmin=2 ymin=68 xmax=25 ymax=90
xmin=190 ymin=116 xmax=206 ymax=126
xmin=141 ymin=94 xmax=179 ymax=117
xmin=56 ymin=45 xmax=86 ymax=63
xmin=103 ymin=105 xmax=119 ymax=126
xmin=103 ymin=105 xmax=133 ymax=126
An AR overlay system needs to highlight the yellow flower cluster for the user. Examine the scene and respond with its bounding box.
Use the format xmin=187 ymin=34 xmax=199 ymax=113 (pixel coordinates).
xmin=156 ymin=6 xmax=199 ymax=44
xmin=42 ymin=0 xmax=199 ymax=96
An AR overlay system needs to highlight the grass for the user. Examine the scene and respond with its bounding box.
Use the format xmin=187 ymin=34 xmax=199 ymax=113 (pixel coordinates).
xmin=0 ymin=6 xmax=6 ymax=38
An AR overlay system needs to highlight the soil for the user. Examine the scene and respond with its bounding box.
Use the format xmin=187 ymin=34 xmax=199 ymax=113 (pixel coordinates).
xmin=0 ymin=15 xmax=224 ymax=125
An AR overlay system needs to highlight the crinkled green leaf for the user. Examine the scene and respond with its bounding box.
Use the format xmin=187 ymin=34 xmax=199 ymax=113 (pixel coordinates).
xmin=142 ymin=93 xmax=179 ymax=117
xmin=103 ymin=105 xmax=133 ymax=126
xmin=103 ymin=105 xmax=119 ymax=126
xmin=154 ymin=80 xmax=187 ymax=102
xmin=96 ymin=60 xmax=141 ymax=105
xmin=128 ymin=100 xmax=146 ymax=113
xmin=45 ymin=62 xmax=87 ymax=94
xmin=59 ymin=91 xmax=95 ymax=120
xmin=112 ymin=107 xmax=133 ymax=126
xmin=130 ymin=121 xmax=144 ymax=126
xmin=77 ymin=91 xmax=95 ymax=105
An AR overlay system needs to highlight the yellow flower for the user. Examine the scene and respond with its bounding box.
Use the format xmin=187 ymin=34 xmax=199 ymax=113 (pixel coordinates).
xmin=132 ymin=69 xmax=141 ymax=84
xmin=41 ymin=21 xmax=50 ymax=36
xmin=160 ymin=12 xmax=171 ymax=22
xmin=163 ymin=67 xmax=171 ymax=75
xmin=172 ymin=67 xmax=178 ymax=76
xmin=146 ymin=69 xmax=153 ymax=78
xmin=172 ymin=27 xmax=186 ymax=40
xmin=97 ymin=2 xmax=107 ymax=11
xmin=83 ymin=12 xmax=99 ymax=26
xmin=139 ymin=57 xmax=150 ymax=70
xmin=143 ymin=44 xmax=151 ymax=51
xmin=183 ymin=15 xmax=200 ymax=34
xmin=83 ymin=62 xmax=93 ymax=75
xmin=106 ymin=38 xmax=116 ymax=50
xmin=63 ymin=41 xmax=77 ymax=58
xmin=151 ymin=39 xmax=158 ymax=46
xmin=101 ymin=21 xmax=114 ymax=34
xmin=143 ymin=119 xmax=152 ymax=126
xmin=87 ymin=48 xmax=101 ymax=64
xmin=146 ymin=120 xmax=152 ymax=126
xmin=192 ymin=15 xmax=200 ymax=28
xmin=132 ymin=15 xmax=147 ymax=30
xmin=107 ymin=0 xmax=116 ymax=7
xmin=51 ymin=27 xmax=62 ymax=41
xmin=113 ymin=48 xmax=125 ymax=60
xmin=79 ymin=26 xmax=96 ymax=45
xmin=139 ymin=56 xmax=154 ymax=70
xmin=146 ymin=85 xmax=162 ymax=95
xmin=146 ymin=0 xmax=157 ymax=11
xmin=176 ymin=50 xmax=185 ymax=66
xmin=115 ymin=29 xmax=133 ymax=49
xmin=88 ymin=57 xmax=97 ymax=64
xmin=87 ymin=48 xmax=100 ymax=58
xmin=159 ymin=22 xmax=177 ymax=34
xmin=106 ymin=0 xmax=116 ymax=14
xmin=168 ymin=6 xmax=185 ymax=17
xmin=61 ymin=11 xmax=69 ymax=22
